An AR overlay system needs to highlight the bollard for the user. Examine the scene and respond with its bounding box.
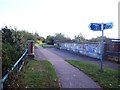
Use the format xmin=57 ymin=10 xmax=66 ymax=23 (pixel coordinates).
xmin=28 ymin=40 xmax=34 ymax=59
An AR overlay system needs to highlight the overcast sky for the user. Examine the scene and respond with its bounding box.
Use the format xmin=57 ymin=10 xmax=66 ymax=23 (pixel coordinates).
xmin=0 ymin=0 xmax=119 ymax=39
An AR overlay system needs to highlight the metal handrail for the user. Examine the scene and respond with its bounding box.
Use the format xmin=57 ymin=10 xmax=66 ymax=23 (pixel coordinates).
xmin=1 ymin=49 xmax=28 ymax=89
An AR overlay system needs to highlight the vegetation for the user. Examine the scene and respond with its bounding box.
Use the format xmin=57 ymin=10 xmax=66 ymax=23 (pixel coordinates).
xmin=1 ymin=26 xmax=35 ymax=76
xmin=42 ymin=43 xmax=47 ymax=48
xmin=45 ymin=32 xmax=109 ymax=45
xmin=54 ymin=33 xmax=71 ymax=43
xmin=34 ymin=32 xmax=45 ymax=43
xmin=45 ymin=33 xmax=71 ymax=45
xmin=74 ymin=33 xmax=86 ymax=43
xmin=74 ymin=33 xmax=109 ymax=43
xmin=67 ymin=60 xmax=120 ymax=88
xmin=34 ymin=44 xmax=38 ymax=49
xmin=44 ymin=32 xmax=109 ymax=45
xmin=87 ymin=36 xmax=108 ymax=42
xmin=20 ymin=60 xmax=60 ymax=88
xmin=46 ymin=35 xmax=54 ymax=45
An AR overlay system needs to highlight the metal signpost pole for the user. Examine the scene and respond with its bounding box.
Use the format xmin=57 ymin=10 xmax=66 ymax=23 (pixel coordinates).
xmin=100 ymin=23 xmax=104 ymax=71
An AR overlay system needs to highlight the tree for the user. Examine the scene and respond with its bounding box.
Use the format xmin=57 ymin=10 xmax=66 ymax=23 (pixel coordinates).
xmin=1 ymin=26 xmax=36 ymax=76
xmin=46 ymin=33 xmax=72 ymax=45
xmin=74 ymin=33 xmax=86 ymax=43
xmin=54 ymin=33 xmax=67 ymax=43
xmin=46 ymin=35 xmax=54 ymax=45
xmin=88 ymin=36 xmax=108 ymax=42
xmin=2 ymin=26 xmax=13 ymax=44
xmin=34 ymin=33 xmax=45 ymax=43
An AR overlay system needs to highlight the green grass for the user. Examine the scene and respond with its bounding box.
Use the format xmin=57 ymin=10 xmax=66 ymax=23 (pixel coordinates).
xmin=67 ymin=60 xmax=120 ymax=88
xmin=21 ymin=60 xmax=60 ymax=88
xmin=41 ymin=44 xmax=54 ymax=48
xmin=34 ymin=45 xmax=38 ymax=49
xmin=42 ymin=44 xmax=47 ymax=48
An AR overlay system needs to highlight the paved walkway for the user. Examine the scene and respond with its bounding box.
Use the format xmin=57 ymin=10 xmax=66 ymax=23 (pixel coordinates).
xmin=35 ymin=46 xmax=101 ymax=88
xmin=46 ymin=48 xmax=119 ymax=70
xmin=34 ymin=47 xmax=47 ymax=60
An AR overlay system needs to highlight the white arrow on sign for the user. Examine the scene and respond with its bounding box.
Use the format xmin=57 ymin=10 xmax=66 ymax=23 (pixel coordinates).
xmin=89 ymin=23 xmax=102 ymax=31
xmin=103 ymin=22 xmax=113 ymax=29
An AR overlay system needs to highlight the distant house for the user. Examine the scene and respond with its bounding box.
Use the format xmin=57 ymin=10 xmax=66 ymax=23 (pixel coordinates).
xmin=37 ymin=40 xmax=42 ymax=45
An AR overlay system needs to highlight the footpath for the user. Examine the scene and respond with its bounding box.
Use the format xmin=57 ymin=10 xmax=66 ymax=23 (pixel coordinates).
xmin=35 ymin=46 xmax=101 ymax=88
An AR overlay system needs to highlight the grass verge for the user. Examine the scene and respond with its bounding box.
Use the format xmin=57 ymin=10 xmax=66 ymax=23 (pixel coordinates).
xmin=34 ymin=45 xmax=38 ymax=49
xmin=66 ymin=60 xmax=120 ymax=88
xmin=20 ymin=60 xmax=60 ymax=88
xmin=42 ymin=44 xmax=46 ymax=48
xmin=42 ymin=44 xmax=54 ymax=48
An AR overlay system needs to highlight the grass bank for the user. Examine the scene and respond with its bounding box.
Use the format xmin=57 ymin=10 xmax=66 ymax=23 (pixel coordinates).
xmin=20 ymin=60 xmax=60 ymax=88
xmin=67 ymin=60 xmax=120 ymax=88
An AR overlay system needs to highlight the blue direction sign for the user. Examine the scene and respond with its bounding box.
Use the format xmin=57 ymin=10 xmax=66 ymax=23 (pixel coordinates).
xmin=103 ymin=22 xmax=113 ymax=29
xmin=89 ymin=23 xmax=102 ymax=31
xmin=88 ymin=22 xmax=113 ymax=71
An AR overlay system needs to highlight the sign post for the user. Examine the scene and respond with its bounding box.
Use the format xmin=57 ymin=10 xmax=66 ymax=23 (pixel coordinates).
xmin=89 ymin=22 xmax=113 ymax=71
xmin=101 ymin=23 xmax=104 ymax=71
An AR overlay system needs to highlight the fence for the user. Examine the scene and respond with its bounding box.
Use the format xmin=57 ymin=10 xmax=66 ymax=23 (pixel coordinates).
xmin=1 ymin=49 xmax=28 ymax=89
xmin=59 ymin=42 xmax=102 ymax=59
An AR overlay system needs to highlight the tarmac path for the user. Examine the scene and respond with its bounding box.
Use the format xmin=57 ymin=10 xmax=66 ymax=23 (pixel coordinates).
xmin=34 ymin=46 xmax=101 ymax=88
xmin=46 ymin=48 xmax=119 ymax=70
